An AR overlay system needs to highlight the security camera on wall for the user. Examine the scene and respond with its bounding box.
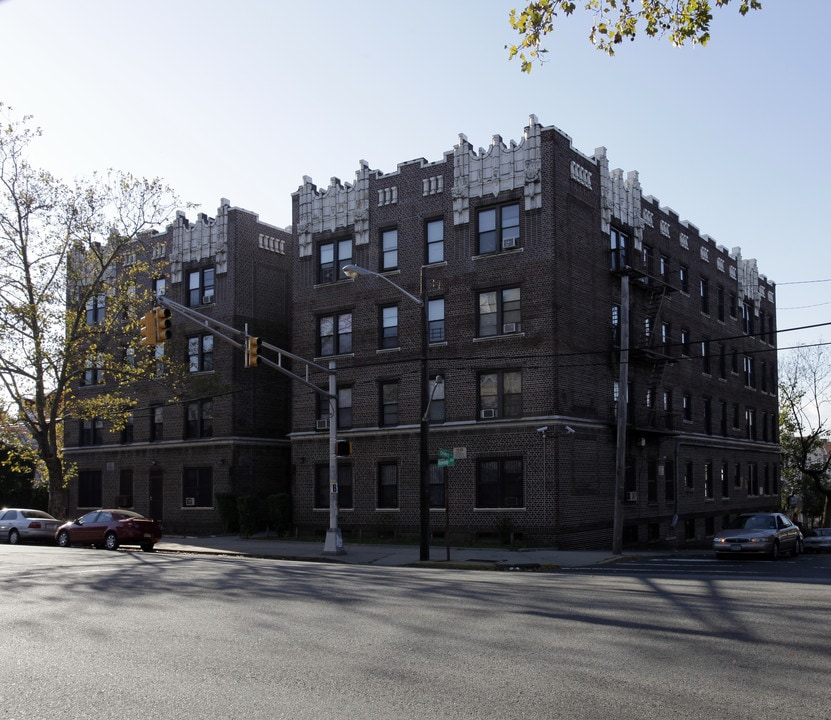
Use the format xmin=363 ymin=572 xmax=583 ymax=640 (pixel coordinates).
xmin=536 ymin=426 xmax=548 ymax=434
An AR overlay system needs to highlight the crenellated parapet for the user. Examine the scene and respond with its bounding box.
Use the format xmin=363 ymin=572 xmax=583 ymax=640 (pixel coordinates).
xmin=295 ymin=162 xmax=371 ymax=258
xmin=596 ymin=147 xmax=643 ymax=247
xmin=452 ymin=114 xmax=542 ymax=225
xmin=169 ymin=199 xmax=230 ymax=284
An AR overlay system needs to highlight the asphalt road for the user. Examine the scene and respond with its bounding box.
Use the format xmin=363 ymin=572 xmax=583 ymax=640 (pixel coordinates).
xmin=2 ymin=544 xmax=830 ymax=720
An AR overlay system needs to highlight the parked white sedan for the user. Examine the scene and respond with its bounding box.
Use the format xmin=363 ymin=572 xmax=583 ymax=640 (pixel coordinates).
xmin=0 ymin=508 xmax=60 ymax=545
xmin=803 ymin=527 xmax=831 ymax=553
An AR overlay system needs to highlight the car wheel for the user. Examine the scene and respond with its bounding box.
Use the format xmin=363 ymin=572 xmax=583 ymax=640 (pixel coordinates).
xmin=57 ymin=530 xmax=71 ymax=548
xmin=9 ymin=528 xmax=21 ymax=545
xmin=770 ymin=541 xmax=780 ymax=560
xmin=141 ymin=543 xmax=155 ymax=553
xmin=104 ymin=532 xmax=120 ymax=551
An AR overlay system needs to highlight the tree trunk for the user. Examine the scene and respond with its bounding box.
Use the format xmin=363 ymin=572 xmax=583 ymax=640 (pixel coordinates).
xmin=46 ymin=456 xmax=67 ymax=520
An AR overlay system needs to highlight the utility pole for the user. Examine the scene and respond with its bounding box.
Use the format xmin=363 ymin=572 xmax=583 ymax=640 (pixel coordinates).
xmin=612 ymin=274 xmax=630 ymax=555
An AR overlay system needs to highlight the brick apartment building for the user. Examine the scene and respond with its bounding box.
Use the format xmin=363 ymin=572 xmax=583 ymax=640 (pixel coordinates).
xmin=62 ymin=200 xmax=294 ymax=534
xmin=289 ymin=115 xmax=779 ymax=549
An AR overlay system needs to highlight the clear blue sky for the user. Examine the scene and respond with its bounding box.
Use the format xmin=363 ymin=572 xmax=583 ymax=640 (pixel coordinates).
xmin=1 ymin=0 xmax=828 ymax=348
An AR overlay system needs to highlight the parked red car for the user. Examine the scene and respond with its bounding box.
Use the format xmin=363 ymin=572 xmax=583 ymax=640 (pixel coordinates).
xmin=56 ymin=509 xmax=162 ymax=552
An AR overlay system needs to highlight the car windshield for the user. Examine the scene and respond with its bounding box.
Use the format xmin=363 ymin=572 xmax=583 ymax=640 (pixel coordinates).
xmin=730 ymin=515 xmax=775 ymax=530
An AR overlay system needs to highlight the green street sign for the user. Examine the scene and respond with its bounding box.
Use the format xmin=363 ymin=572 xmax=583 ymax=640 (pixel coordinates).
xmin=438 ymin=448 xmax=455 ymax=467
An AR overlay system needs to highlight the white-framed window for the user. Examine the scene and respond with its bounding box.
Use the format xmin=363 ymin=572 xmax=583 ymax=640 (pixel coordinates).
xmin=478 ymin=287 xmax=521 ymax=337
xmin=477 ymin=203 xmax=519 ymax=254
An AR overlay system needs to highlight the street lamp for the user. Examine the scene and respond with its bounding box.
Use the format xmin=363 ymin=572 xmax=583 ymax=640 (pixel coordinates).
xmin=342 ymin=263 xmax=432 ymax=561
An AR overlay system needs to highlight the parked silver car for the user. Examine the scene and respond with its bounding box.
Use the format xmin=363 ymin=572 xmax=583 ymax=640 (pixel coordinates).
xmin=803 ymin=527 xmax=831 ymax=553
xmin=713 ymin=512 xmax=803 ymax=559
xmin=0 ymin=508 xmax=61 ymax=545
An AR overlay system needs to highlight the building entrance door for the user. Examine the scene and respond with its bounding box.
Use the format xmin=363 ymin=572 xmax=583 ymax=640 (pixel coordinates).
xmin=149 ymin=469 xmax=164 ymax=522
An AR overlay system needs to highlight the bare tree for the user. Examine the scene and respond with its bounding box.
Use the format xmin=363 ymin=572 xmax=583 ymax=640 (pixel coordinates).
xmin=0 ymin=103 xmax=180 ymax=518
xmin=779 ymin=343 xmax=831 ymax=526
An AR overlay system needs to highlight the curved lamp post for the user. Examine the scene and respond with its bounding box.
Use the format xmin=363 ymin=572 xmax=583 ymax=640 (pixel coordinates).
xmin=342 ymin=263 xmax=432 ymax=562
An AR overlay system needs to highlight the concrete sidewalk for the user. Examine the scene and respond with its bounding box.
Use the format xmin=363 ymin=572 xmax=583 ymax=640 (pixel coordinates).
xmin=154 ymin=534 xmax=620 ymax=570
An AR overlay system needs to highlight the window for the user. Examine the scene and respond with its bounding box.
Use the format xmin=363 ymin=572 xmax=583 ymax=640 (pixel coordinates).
xmin=315 ymin=464 xmax=353 ymax=509
xmin=743 ymin=355 xmax=755 ymax=388
xmin=426 ymin=219 xmax=444 ymax=264
xmin=679 ymin=265 xmax=689 ymax=293
xmin=760 ymin=360 xmax=768 ymax=392
xmin=729 ymin=292 xmax=738 ymax=319
xmin=188 ymin=334 xmax=214 ymax=372
xmin=732 ymin=403 xmax=740 ymax=430
xmin=381 ymin=229 xmax=398 ymax=271
xmin=380 ymin=305 xmax=398 ymax=349
xmin=121 ymin=413 xmax=134 ymax=444
xmin=380 ymin=381 xmax=399 ymax=426
xmin=748 ymin=462 xmax=759 ymax=495
xmin=704 ymin=461 xmax=714 ymax=499
xmin=319 ymin=312 xmax=352 ymax=356
xmin=661 ymin=322 xmax=671 ymax=352
xmin=185 ymin=399 xmax=213 ymax=439
xmin=479 ymin=370 xmax=522 ymax=419
xmin=85 ymin=295 xmax=106 ymax=325
xmin=478 ymin=287 xmax=521 ymax=337
xmin=182 ymin=467 xmax=213 ymax=507
xmin=150 ymin=406 xmax=163 ymax=442
xmin=119 ymin=469 xmax=134 ymax=506
xmin=718 ymin=344 xmax=727 ymax=379
xmin=731 ymin=349 xmax=739 ymax=374
xmin=641 ymin=244 xmax=654 ymax=280
xmin=680 ymin=329 xmax=690 ymax=356
xmin=428 ymin=375 xmax=445 ymax=423
xmin=745 ymin=407 xmax=757 ymax=440
xmin=429 ymin=462 xmax=446 ymax=508
xmin=317 ymin=387 xmax=352 ymax=429
xmin=659 ymin=255 xmax=669 ymax=280
xmin=699 ymin=277 xmax=709 ymax=314
xmin=319 ymin=238 xmax=352 ymax=284
xmin=664 ymin=459 xmax=675 ymax=501
xmin=78 ymin=470 xmax=103 ymax=508
xmin=154 ymin=277 xmax=167 ymax=298
xmin=684 ymin=461 xmax=694 ymax=491
xmin=721 ymin=462 xmax=730 ymax=498
xmin=682 ymin=393 xmax=692 ymax=422
xmin=742 ymin=302 xmax=754 ymax=335
xmin=188 ymin=267 xmax=215 ymax=306
xmin=703 ymin=398 xmax=712 ymax=435
xmin=478 ymin=203 xmax=520 ymax=254
xmin=734 ymin=462 xmax=742 ymax=489
xmin=377 ymin=462 xmax=398 ymax=508
xmin=717 ymin=285 xmax=725 ymax=322
xmin=83 ymin=356 xmax=104 ymax=386
xmin=428 ymin=298 xmax=445 ymax=343
xmin=701 ymin=339 xmax=710 ymax=374
xmin=719 ymin=401 xmax=728 ymax=436
xmin=610 ymin=228 xmax=629 ymax=270
xmin=79 ymin=418 xmax=103 ymax=446
xmin=476 ymin=457 xmax=524 ymax=508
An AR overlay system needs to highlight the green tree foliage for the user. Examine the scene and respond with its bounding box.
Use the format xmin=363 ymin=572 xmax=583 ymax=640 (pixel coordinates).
xmin=507 ymin=0 xmax=763 ymax=71
xmin=778 ymin=345 xmax=831 ymax=526
xmin=0 ymin=102 xmax=180 ymax=519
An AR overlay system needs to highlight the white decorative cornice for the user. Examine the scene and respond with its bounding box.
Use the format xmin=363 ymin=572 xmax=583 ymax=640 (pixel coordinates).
xmin=452 ymin=115 xmax=542 ymax=225
xmin=169 ymin=199 xmax=230 ymax=284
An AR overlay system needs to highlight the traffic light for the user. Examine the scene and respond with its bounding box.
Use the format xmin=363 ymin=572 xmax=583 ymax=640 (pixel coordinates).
xmin=139 ymin=310 xmax=156 ymax=346
xmin=154 ymin=307 xmax=172 ymax=342
xmin=336 ymin=439 xmax=352 ymax=457
xmin=245 ymin=335 xmax=261 ymax=367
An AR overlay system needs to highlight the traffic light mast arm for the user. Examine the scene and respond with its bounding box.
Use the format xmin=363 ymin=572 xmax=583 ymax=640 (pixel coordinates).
xmin=156 ymin=296 xmax=335 ymax=398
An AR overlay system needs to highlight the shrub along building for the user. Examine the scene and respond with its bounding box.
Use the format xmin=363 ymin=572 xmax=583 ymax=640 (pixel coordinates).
xmin=289 ymin=115 xmax=779 ymax=549
xmin=62 ymin=200 xmax=294 ymax=534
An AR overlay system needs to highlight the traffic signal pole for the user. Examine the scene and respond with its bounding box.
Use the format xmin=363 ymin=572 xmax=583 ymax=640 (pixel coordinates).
xmin=150 ymin=296 xmax=345 ymax=554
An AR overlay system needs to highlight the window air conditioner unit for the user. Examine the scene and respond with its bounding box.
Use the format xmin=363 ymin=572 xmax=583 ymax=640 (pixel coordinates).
xmin=626 ymin=491 xmax=638 ymax=502
xmin=502 ymin=323 xmax=518 ymax=334
xmin=185 ymin=497 xmax=196 ymax=507
xmin=480 ymin=409 xmax=497 ymax=419
xmin=202 ymin=294 xmax=215 ymax=304
xmin=502 ymin=237 xmax=518 ymax=249
xmin=316 ymin=419 xmax=330 ymax=430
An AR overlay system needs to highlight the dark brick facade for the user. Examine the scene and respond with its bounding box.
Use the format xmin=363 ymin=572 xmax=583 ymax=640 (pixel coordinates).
xmin=63 ymin=200 xmax=294 ymax=534
xmin=289 ymin=117 xmax=779 ymax=549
